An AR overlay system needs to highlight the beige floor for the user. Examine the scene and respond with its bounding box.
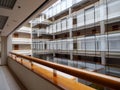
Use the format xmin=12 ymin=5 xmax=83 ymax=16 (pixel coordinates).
xmin=0 ymin=66 xmax=21 ymax=90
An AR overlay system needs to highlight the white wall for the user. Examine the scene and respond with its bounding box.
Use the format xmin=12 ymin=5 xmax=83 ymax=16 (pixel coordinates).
xmin=18 ymin=33 xmax=31 ymax=38
xmin=8 ymin=58 xmax=62 ymax=90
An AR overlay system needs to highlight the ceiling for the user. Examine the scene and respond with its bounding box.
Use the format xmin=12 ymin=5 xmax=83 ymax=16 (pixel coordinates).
xmin=0 ymin=0 xmax=56 ymax=36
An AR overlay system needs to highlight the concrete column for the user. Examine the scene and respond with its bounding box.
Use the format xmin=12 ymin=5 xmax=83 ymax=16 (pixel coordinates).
xmin=0 ymin=34 xmax=12 ymax=65
xmin=69 ymin=29 xmax=72 ymax=38
xmin=69 ymin=8 xmax=72 ymax=15
xmin=68 ymin=7 xmax=72 ymax=38
xmin=52 ymin=17 xmax=55 ymax=62
xmin=30 ymin=23 xmax=33 ymax=56
xmin=53 ymin=35 xmax=55 ymax=39
xmin=100 ymin=21 xmax=106 ymax=65
xmin=101 ymin=52 xmax=106 ymax=65
xmin=69 ymin=26 xmax=73 ymax=66
xmin=100 ymin=21 xmax=105 ymax=34
xmin=100 ymin=0 xmax=107 ymax=21
xmin=70 ymin=52 xmax=73 ymax=60
xmin=68 ymin=51 xmax=73 ymax=66
xmin=1 ymin=36 xmax=7 ymax=65
xmin=0 ymin=37 xmax=1 ymax=64
xmin=100 ymin=0 xmax=107 ymax=65
xmin=7 ymin=35 xmax=12 ymax=55
xmin=68 ymin=7 xmax=73 ymax=66
xmin=53 ymin=35 xmax=55 ymax=62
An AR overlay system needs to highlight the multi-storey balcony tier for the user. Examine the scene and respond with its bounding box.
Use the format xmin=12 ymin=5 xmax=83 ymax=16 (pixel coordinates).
xmin=0 ymin=0 xmax=120 ymax=90
xmin=12 ymin=26 xmax=32 ymax=55
xmin=31 ymin=0 xmax=120 ymax=79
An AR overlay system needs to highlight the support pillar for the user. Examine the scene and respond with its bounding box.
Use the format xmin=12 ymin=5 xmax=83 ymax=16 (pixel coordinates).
xmin=100 ymin=0 xmax=107 ymax=65
xmin=0 ymin=35 xmax=12 ymax=65
xmin=7 ymin=35 xmax=12 ymax=55
xmin=100 ymin=21 xmax=106 ymax=65
xmin=1 ymin=36 xmax=7 ymax=65
xmin=30 ymin=23 xmax=33 ymax=57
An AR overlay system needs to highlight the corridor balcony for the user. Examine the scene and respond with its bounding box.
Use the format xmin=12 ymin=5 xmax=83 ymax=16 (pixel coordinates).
xmin=12 ymin=38 xmax=32 ymax=44
xmin=17 ymin=29 xmax=31 ymax=34
xmin=12 ymin=50 xmax=32 ymax=55
xmin=6 ymin=52 xmax=120 ymax=90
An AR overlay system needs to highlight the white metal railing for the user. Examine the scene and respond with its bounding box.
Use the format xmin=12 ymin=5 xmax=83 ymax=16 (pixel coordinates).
xmin=53 ymin=58 xmax=104 ymax=72
xmin=17 ymin=29 xmax=31 ymax=33
xmin=12 ymin=50 xmax=32 ymax=55
xmin=43 ymin=0 xmax=82 ymax=19
xmin=31 ymin=0 xmax=120 ymax=34
xmin=32 ymin=33 xmax=120 ymax=53
xmin=12 ymin=38 xmax=31 ymax=44
xmin=32 ymin=29 xmax=47 ymax=35
xmin=31 ymin=18 xmax=40 ymax=27
xmin=17 ymin=26 xmax=31 ymax=33
xmin=77 ymin=33 xmax=120 ymax=52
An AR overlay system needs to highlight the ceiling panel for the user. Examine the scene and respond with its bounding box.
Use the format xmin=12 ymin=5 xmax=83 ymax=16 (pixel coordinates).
xmin=0 ymin=0 xmax=57 ymax=36
xmin=0 ymin=0 xmax=16 ymax=9
xmin=0 ymin=15 xmax=8 ymax=29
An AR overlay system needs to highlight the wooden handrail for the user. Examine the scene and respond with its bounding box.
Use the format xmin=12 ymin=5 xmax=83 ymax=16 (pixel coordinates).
xmin=10 ymin=52 xmax=120 ymax=90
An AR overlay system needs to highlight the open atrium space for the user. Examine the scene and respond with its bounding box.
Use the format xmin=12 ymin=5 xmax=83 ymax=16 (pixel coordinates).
xmin=0 ymin=0 xmax=120 ymax=90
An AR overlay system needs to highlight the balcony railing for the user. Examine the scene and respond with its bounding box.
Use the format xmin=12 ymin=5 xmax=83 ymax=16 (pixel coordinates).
xmin=31 ymin=18 xmax=40 ymax=27
xmin=9 ymin=52 xmax=120 ymax=90
xmin=16 ymin=26 xmax=31 ymax=33
xmin=12 ymin=50 xmax=32 ymax=55
xmin=12 ymin=38 xmax=31 ymax=44
xmin=17 ymin=29 xmax=31 ymax=33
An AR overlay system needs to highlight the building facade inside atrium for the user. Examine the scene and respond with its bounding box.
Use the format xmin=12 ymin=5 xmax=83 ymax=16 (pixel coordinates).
xmin=0 ymin=0 xmax=119 ymax=90
xmin=31 ymin=0 xmax=120 ymax=82
xmin=27 ymin=0 xmax=120 ymax=88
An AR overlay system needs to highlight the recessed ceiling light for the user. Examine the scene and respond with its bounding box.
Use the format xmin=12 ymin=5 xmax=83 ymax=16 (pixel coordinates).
xmin=18 ymin=6 xmax=21 ymax=9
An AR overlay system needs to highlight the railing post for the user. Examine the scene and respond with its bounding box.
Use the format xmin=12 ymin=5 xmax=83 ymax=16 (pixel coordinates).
xmin=14 ymin=55 xmax=17 ymax=60
xmin=30 ymin=60 xmax=33 ymax=71
xmin=53 ymin=69 xmax=57 ymax=84
xmin=21 ymin=58 xmax=23 ymax=64
xmin=53 ymin=70 xmax=57 ymax=77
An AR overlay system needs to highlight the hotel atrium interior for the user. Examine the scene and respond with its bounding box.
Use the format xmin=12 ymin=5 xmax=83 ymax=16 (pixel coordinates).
xmin=0 ymin=0 xmax=120 ymax=90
